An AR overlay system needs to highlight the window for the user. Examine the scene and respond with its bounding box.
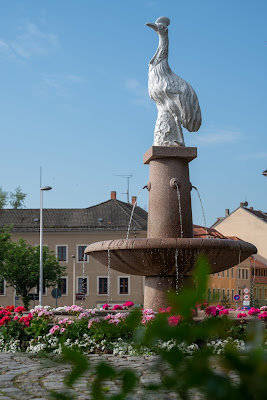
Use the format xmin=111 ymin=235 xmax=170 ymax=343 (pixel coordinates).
xmin=265 ymin=289 xmax=267 ymax=299
xmin=227 ymin=269 xmax=229 ymax=278
xmin=238 ymin=268 xmax=241 ymax=279
xmin=222 ymin=289 xmax=225 ymax=300
xmin=259 ymin=287 xmax=262 ymax=299
xmin=0 ymin=280 xmax=5 ymax=296
xmin=242 ymin=269 xmax=245 ymax=279
xmin=78 ymin=245 xmax=88 ymax=262
xmin=231 ymin=268 xmax=234 ymax=279
xmin=217 ymin=289 xmax=220 ymax=301
xmin=254 ymin=287 xmax=257 ymax=298
xmin=218 ymin=272 xmax=220 ymax=278
xmin=222 ymin=271 xmax=225 ymax=278
xmin=57 ymin=245 xmax=67 ymax=262
xmin=212 ymin=288 xmax=216 ymax=301
xmin=98 ymin=277 xmax=108 ymax=295
xmin=119 ymin=277 xmax=129 ymax=295
xmin=231 ymin=289 xmax=234 ymax=301
xmin=238 ymin=289 xmax=241 ymax=297
xmin=246 ymin=269 xmax=248 ymax=280
xmin=58 ymin=278 xmax=67 ymax=295
xmin=77 ymin=277 xmax=88 ymax=295
xmin=227 ymin=289 xmax=230 ymax=300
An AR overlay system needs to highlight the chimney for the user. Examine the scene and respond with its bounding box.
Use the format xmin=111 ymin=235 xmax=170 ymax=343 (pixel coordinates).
xmin=111 ymin=191 xmax=116 ymax=200
xmin=132 ymin=196 xmax=137 ymax=205
xmin=250 ymin=206 xmax=254 ymax=210
xmin=240 ymin=202 xmax=244 ymax=207
xmin=225 ymin=209 xmax=230 ymax=217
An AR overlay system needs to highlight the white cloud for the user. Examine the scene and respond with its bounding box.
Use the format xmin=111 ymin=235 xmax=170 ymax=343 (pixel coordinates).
xmin=124 ymin=78 xmax=151 ymax=108
xmin=39 ymin=73 xmax=87 ymax=96
xmin=0 ymin=22 xmax=58 ymax=60
xmin=187 ymin=128 xmax=242 ymax=146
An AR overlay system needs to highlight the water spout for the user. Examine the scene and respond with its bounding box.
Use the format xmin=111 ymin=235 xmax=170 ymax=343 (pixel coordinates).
xmin=174 ymin=181 xmax=183 ymax=238
xmin=126 ymin=185 xmax=147 ymax=240
xmin=192 ymin=186 xmax=208 ymax=238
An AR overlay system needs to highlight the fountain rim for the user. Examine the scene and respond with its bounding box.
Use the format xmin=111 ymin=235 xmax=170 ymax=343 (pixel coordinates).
xmin=85 ymin=237 xmax=257 ymax=254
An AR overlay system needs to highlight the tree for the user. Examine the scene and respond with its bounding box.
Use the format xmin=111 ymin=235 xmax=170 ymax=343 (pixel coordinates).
xmin=0 ymin=187 xmax=8 ymax=209
xmin=9 ymin=187 xmax=26 ymax=209
xmin=0 ymin=235 xmax=66 ymax=309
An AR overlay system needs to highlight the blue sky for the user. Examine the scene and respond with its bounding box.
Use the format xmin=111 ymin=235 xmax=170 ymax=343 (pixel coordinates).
xmin=0 ymin=0 xmax=266 ymax=226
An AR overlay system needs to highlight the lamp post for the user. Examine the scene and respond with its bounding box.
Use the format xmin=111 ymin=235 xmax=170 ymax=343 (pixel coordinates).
xmin=262 ymin=170 xmax=267 ymax=177
xmin=72 ymin=255 xmax=76 ymax=305
xmin=39 ymin=186 xmax=52 ymax=306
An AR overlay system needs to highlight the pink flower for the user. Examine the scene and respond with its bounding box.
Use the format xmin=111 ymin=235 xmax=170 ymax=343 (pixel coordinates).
xmin=112 ymin=305 xmax=123 ymax=310
xmin=248 ymin=307 xmax=261 ymax=316
xmin=108 ymin=318 xmax=121 ymax=325
xmin=102 ymin=304 xmax=110 ymax=310
xmin=49 ymin=325 xmax=60 ymax=335
xmin=123 ymin=301 xmax=134 ymax=308
xmin=158 ymin=308 xmax=166 ymax=313
xmin=168 ymin=315 xmax=181 ymax=326
xmin=204 ymin=306 xmax=219 ymax=317
xmin=88 ymin=318 xmax=100 ymax=328
xmin=219 ymin=309 xmax=229 ymax=316
xmin=258 ymin=311 xmax=267 ymax=322
xmin=237 ymin=313 xmax=247 ymax=318
xmin=60 ymin=328 xmax=66 ymax=333
xmin=13 ymin=316 xmax=19 ymax=320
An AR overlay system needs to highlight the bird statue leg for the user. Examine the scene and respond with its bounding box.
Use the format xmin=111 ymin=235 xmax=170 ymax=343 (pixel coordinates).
xmin=153 ymin=110 xmax=185 ymax=147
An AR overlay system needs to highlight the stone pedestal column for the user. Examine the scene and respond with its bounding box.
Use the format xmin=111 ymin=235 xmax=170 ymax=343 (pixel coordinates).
xmin=143 ymin=146 xmax=197 ymax=309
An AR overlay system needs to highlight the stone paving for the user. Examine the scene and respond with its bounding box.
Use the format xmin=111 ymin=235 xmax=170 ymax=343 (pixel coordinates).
xmin=0 ymin=352 xmax=182 ymax=399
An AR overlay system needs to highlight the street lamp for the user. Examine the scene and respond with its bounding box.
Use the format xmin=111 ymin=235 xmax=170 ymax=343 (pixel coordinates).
xmin=39 ymin=186 xmax=52 ymax=306
xmin=262 ymin=170 xmax=267 ymax=177
xmin=72 ymin=255 xmax=76 ymax=305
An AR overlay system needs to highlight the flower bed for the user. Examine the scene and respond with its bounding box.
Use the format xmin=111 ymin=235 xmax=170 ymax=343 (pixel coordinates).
xmin=1 ymin=302 xmax=267 ymax=355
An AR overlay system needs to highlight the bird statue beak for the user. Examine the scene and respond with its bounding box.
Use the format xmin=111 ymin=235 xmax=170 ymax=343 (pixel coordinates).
xmin=146 ymin=23 xmax=158 ymax=33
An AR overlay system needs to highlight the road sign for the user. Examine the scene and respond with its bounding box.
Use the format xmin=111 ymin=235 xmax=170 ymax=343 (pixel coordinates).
xmin=51 ymin=288 xmax=62 ymax=299
xmin=234 ymin=294 xmax=240 ymax=301
xmin=243 ymin=294 xmax=250 ymax=301
xmin=243 ymin=288 xmax=250 ymax=294
xmin=243 ymin=300 xmax=250 ymax=306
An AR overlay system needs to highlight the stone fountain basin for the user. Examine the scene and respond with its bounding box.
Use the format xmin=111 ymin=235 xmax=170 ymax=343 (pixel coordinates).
xmin=85 ymin=238 xmax=257 ymax=276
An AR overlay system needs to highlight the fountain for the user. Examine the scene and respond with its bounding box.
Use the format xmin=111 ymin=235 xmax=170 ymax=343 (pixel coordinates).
xmin=85 ymin=17 xmax=257 ymax=310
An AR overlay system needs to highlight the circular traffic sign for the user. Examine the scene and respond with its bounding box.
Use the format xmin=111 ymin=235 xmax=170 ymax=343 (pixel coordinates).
xmin=51 ymin=288 xmax=62 ymax=299
xmin=243 ymin=288 xmax=250 ymax=294
xmin=243 ymin=294 xmax=250 ymax=300
xmin=234 ymin=294 xmax=240 ymax=301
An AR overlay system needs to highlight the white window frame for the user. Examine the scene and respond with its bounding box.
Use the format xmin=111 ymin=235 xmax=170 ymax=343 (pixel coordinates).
xmin=0 ymin=279 xmax=6 ymax=296
xmin=76 ymin=276 xmax=89 ymax=296
xmin=117 ymin=276 xmax=130 ymax=295
xmin=77 ymin=245 xmax=89 ymax=263
xmin=56 ymin=245 xmax=68 ymax=263
xmin=58 ymin=276 xmax=68 ymax=296
xmin=97 ymin=276 xmax=109 ymax=296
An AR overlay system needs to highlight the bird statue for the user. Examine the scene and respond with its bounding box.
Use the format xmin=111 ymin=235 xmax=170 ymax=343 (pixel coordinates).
xmin=146 ymin=17 xmax=201 ymax=147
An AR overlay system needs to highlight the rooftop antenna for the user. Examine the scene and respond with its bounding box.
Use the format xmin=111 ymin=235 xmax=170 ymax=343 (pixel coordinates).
xmin=115 ymin=173 xmax=132 ymax=203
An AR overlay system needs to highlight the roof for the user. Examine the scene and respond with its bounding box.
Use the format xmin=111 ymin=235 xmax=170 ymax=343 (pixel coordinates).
xmin=0 ymin=201 xmax=239 ymax=241
xmin=0 ymin=199 xmax=148 ymax=233
xmin=211 ymin=206 xmax=267 ymax=228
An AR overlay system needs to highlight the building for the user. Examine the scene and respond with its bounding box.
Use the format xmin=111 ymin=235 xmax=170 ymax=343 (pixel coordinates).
xmin=0 ymin=192 xmax=147 ymax=309
xmin=211 ymin=203 xmax=267 ymax=306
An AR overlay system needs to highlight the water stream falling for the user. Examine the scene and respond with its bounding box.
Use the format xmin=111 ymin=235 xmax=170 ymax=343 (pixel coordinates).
xmin=174 ymin=182 xmax=183 ymax=238
xmin=126 ymin=186 xmax=147 ymax=240
xmin=107 ymin=248 xmax=112 ymax=303
xmin=192 ymin=186 xmax=208 ymax=238
xmin=175 ymin=249 xmax=179 ymax=293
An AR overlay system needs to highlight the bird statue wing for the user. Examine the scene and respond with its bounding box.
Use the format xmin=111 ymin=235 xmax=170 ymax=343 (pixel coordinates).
xmin=165 ymin=73 xmax=202 ymax=132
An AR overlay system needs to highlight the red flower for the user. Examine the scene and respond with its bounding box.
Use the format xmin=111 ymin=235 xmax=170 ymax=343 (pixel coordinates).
xmin=168 ymin=315 xmax=182 ymax=326
xmin=102 ymin=304 xmax=110 ymax=310
xmin=158 ymin=308 xmax=166 ymax=313
xmin=112 ymin=305 xmax=123 ymax=310
xmin=123 ymin=301 xmax=134 ymax=308
xmin=0 ymin=316 xmax=10 ymax=325
xmin=5 ymin=305 xmax=15 ymax=312
xmin=14 ymin=306 xmax=26 ymax=314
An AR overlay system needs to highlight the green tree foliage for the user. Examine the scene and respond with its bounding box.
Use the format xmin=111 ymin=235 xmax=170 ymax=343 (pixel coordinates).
xmin=0 ymin=187 xmax=8 ymax=209
xmin=0 ymin=230 xmax=66 ymax=308
xmin=9 ymin=186 xmax=27 ymax=209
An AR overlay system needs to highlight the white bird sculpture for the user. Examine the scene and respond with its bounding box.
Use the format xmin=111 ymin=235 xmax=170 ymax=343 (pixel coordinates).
xmin=146 ymin=17 xmax=201 ymax=147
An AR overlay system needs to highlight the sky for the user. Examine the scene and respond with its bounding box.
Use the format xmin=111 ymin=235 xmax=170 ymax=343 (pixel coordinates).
xmin=0 ymin=0 xmax=266 ymax=227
